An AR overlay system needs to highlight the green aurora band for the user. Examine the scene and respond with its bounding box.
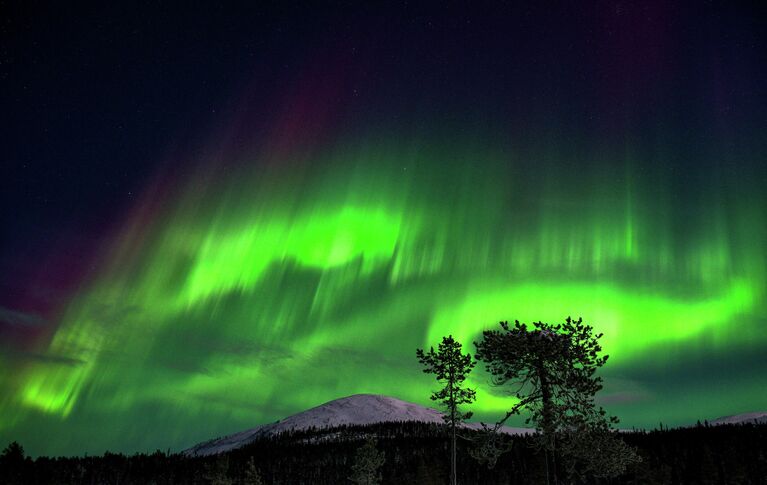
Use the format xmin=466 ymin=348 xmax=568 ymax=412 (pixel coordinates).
xmin=2 ymin=131 xmax=765 ymax=456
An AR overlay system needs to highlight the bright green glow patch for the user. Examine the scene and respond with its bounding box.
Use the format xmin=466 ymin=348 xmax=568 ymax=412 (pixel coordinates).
xmin=428 ymin=279 xmax=755 ymax=364
xmin=183 ymin=206 xmax=405 ymax=305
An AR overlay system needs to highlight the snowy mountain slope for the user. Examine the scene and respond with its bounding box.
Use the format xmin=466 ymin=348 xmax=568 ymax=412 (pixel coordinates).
xmin=184 ymin=394 xmax=531 ymax=456
xmin=709 ymin=411 xmax=767 ymax=426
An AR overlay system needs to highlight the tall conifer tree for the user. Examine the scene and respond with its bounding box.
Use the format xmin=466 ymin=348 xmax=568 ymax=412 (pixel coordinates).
xmin=417 ymin=335 xmax=476 ymax=485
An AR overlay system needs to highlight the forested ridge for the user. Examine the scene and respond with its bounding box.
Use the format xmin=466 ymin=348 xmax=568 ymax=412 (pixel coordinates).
xmin=2 ymin=421 xmax=765 ymax=484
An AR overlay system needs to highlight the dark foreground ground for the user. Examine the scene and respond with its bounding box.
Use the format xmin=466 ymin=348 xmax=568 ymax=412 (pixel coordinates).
xmin=2 ymin=421 xmax=766 ymax=484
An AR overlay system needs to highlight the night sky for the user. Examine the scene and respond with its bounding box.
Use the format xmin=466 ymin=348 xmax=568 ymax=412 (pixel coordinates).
xmin=1 ymin=3 xmax=765 ymax=457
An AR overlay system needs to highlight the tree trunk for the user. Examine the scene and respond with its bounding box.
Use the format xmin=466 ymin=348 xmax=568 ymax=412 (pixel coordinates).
xmin=452 ymin=416 xmax=457 ymax=485
xmin=537 ymin=357 xmax=556 ymax=485
xmin=450 ymin=376 xmax=457 ymax=485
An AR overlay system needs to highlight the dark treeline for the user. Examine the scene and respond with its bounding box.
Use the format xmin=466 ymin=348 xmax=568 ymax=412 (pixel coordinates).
xmin=2 ymin=421 xmax=766 ymax=484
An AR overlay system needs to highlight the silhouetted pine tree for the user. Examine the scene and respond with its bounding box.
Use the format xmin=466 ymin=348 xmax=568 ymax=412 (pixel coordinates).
xmin=242 ymin=456 xmax=264 ymax=484
xmin=203 ymin=455 xmax=233 ymax=485
xmin=475 ymin=317 xmax=639 ymax=483
xmin=348 ymin=437 xmax=385 ymax=484
xmin=417 ymin=335 xmax=476 ymax=485
xmin=0 ymin=441 xmax=27 ymax=485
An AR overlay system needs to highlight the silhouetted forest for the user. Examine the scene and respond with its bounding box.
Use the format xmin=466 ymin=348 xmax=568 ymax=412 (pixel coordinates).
xmin=2 ymin=421 xmax=766 ymax=484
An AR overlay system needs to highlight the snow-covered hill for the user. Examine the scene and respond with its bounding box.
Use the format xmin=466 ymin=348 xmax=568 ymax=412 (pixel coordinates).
xmin=184 ymin=394 xmax=531 ymax=456
xmin=709 ymin=411 xmax=767 ymax=426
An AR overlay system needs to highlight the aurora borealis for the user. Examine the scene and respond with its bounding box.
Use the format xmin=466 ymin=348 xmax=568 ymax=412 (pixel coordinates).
xmin=2 ymin=3 xmax=766 ymax=456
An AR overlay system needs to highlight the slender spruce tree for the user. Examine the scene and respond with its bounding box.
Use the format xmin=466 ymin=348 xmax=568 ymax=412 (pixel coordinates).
xmin=242 ymin=456 xmax=264 ymax=484
xmin=417 ymin=335 xmax=476 ymax=485
xmin=348 ymin=437 xmax=385 ymax=485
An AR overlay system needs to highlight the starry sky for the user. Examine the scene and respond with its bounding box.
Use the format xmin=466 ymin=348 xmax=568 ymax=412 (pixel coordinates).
xmin=1 ymin=3 xmax=765 ymax=457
